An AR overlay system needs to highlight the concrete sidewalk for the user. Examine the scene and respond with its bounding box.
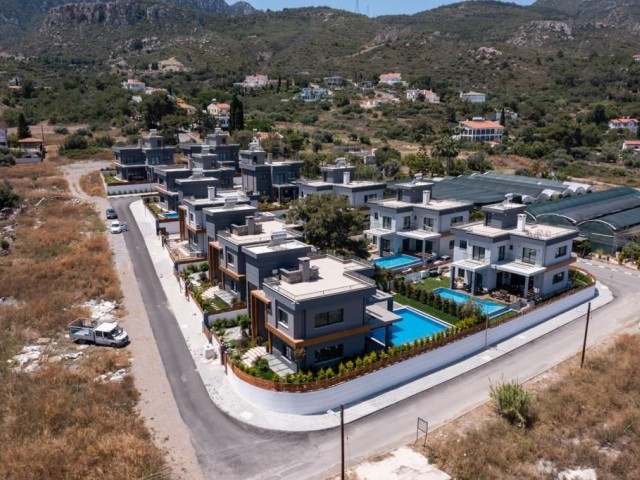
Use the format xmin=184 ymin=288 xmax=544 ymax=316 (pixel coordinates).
xmin=130 ymin=200 xmax=613 ymax=433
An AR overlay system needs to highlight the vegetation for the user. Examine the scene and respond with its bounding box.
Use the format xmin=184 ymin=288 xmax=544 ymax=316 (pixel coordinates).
xmin=432 ymin=334 xmax=640 ymax=479
xmin=0 ymin=163 xmax=166 ymax=478
xmin=489 ymin=380 xmax=532 ymax=429
xmin=286 ymin=193 xmax=368 ymax=257
xmin=79 ymin=171 xmax=105 ymax=197
xmin=0 ymin=180 xmax=21 ymax=209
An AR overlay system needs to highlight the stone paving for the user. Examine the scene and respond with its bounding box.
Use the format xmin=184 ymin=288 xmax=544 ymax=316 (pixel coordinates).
xmin=130 ymin=199 xmax=613 ymax=433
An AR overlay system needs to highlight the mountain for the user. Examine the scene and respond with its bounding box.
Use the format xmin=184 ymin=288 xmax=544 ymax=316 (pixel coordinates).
xmin=0 ymin=0 xmax=255 ymax=44
xmin=533 ymin=0 xmax=640 ymax=22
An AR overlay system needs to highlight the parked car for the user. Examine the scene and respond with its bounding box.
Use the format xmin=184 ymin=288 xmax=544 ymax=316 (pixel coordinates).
xmin=68 ymin=317 xmax=129 ymax=347
xmin=109 ymin=220 xmax=128 ymax=234
xmin=106 ymin=208 xmax=118 ymax=219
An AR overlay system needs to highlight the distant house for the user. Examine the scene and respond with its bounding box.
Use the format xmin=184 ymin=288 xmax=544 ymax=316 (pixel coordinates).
xmin=122 ymin=79 xmax=146 ymax=92
xmin=17 ymin=137 xmax=44 ymax=162
xmin=608 ymin=117 xmax=640 ymax=133
xmin=406 ymin=89 xmax=440 ymax=103
xmin=378 ymin=73 xmax=403 ymax=86
xmin=324 ymin=76 xmax=349 ymax=88
xmin=243 ymin=75 xmax=269 ymax=89
xmin=145 ymin=87 xmax=169 ymax=96
xmin=633 ymin=53 xmax=640 ymax=63
xmin=207 ymin=101 xmax=230 ymax=117
xmin=458 ymin=118 xmax=504 ymax=143
xmin=298 ymin=87 xmax=328 ymax=102
xmin=177 ymin=100 xmax=196 ymax=115
xmin=0 ymin=119 xmax=8 ymax=147
xmin=459 ymin=91 xmax=486 ymax=103
xmin=622 ymin=140 xmax=640 ymax=152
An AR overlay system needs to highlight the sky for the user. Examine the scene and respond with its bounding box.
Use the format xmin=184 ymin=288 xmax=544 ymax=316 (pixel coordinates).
xmin=246 ymin=0 xmax=535 ymax=17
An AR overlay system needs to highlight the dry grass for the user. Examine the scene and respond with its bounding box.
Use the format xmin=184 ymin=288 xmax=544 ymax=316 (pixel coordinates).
xmin=429 ymin=334 xmax=640 ymax=480
xmin=80 ymin=170 xmax=106 ymax=197
xmin=0 ymin=163 xmax=167 ymax=479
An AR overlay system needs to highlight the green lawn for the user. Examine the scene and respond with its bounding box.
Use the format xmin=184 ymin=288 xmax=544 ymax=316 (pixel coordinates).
xmin=419 ymin=276 xmax=450 ymax=291
xmin=394 ymin=294 xmax=460 ymax=325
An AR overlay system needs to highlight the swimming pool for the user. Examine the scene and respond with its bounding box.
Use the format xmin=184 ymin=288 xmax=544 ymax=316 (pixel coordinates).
xmin=432 ymin=287 xmax=510 ymax=318
xmin=370 ymin=306 xmax=449 ymax=346
xmin=373 ymin=253 xmax=422 ymax=271
xmin=162 ymin=212 xmax=180 ymax=220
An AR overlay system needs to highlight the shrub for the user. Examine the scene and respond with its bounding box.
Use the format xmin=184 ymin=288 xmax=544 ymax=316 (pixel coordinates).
xmin=490 ymin=380 xmax=532 ymax=428
xmin=53 ymin=126 xmax=69 ymax=135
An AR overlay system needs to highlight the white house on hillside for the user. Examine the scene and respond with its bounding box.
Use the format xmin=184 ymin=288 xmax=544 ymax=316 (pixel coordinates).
xmin=458 ymin=118 xmax=504 ymax=143
xmin=378 ymin=73 xmax=404 ymax=86
xmin=459 ymin=91 xmax=486 ymax=103
xmin=608 ymin=117 xmax=640 ymax=133
xmin=406 ymin=89 xmax=440 ymax=103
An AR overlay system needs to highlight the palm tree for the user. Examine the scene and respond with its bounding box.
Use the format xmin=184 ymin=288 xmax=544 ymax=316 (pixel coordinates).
xmin=431 ymin=135 xmax=459 ymax=176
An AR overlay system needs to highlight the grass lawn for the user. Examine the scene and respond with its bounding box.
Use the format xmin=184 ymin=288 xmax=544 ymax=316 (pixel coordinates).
xmin=394 ymin=294 xmax=460 ymax=325
xmin=210 ymin=296 xmax=230 ymax=311
xmin=420 ymin=276 xmax=450 ymax=290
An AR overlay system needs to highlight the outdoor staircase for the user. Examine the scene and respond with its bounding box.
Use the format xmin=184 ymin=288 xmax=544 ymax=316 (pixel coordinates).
xmin=201 ymin=286 xmax=235 ymax=305
xmin=241 ymin=346 xmax=296 ymax=378
xmin=201 ymin=286 xmax=220 ymax=301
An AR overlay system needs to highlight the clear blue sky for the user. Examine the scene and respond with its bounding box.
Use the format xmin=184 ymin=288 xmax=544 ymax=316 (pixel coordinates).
xmin=248 ymin=0 xmax=534 ymax=17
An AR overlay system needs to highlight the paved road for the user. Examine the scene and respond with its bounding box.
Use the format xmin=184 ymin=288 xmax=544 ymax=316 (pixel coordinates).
xmin=112 ymin=196 xmax=640 ymax=480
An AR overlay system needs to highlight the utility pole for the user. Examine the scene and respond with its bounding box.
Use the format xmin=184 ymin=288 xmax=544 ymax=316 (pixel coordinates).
xmin=340 ymin=403 xmax=345 ymax=480
xmin=580 ymin=302 xmax=591 ymax=368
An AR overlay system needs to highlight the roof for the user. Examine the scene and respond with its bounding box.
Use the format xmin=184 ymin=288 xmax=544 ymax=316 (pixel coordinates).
xmin=18 ymin=137 xmax=43 ymax=143
xmin=380 ymin=73 xmax=402 ymax=79
xmin=610 ymin=118 xmax=639 ymax=125
xmin=526 ymin=186 xmax=640 ymax=231
xmin=459 ymin=120 xmax=502 ymax=129
xmin=461 ymin=91 xmax=485 ymax=96
xmin=624 ymin=140 xmax=640 ymax=146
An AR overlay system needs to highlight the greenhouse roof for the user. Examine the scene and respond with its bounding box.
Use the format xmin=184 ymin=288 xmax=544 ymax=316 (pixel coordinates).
xmin=431 ymin=173 xmax=568 ymax=204
xmin=527 ymin=187 xmax=640 ymax=231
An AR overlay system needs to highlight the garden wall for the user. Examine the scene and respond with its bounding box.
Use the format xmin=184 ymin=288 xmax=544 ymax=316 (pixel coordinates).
xmin=228 ymin=284 xmax=596 ymax=415
xmin=105 ymin=182 xmax=155 ymax=195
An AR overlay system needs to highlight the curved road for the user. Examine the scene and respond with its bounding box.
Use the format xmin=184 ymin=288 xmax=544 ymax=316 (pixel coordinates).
xmin=112 ymin=197 xmax=640 ymax=480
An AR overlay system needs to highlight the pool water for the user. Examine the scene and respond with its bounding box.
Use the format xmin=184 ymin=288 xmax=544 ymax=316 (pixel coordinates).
xmin=163 ymin=212 xmax=179 ymax=219
xmin=373 ymin=253 xmax=422 ymax=270
xmin=432 ymin=287 xmax=510 ymax=317
xmin=370 ymin=307 xmax=449 ymax=345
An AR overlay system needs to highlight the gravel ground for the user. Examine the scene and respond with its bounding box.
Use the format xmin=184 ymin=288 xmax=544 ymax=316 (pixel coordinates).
xmin=62 ymin=161 xmax=203 ymax=480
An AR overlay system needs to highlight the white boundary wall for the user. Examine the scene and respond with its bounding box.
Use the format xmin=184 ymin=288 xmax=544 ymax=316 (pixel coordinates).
xmin=106 ymin=182 xmax=155 ymax=195
xmin=229 ymin=285 xmax=595 ymax=414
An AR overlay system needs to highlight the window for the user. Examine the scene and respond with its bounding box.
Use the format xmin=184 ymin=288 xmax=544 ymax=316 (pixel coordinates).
xmin=472 ymin=246 xmax=486 ymax=261
xmin=449 ymin=240 xmax=455 ymax=250
xmin=498 ymin=245 xmax=506 ymax=261
xmin=315 ymin=309 xmax=343 ymax=328
xmin=423 ymin=217 xmax=434 ymax=230
xmin=374 ymin=212 xmax=379 ymax=220
xmin=459 ymin=240 xmax=467 ymax=249
xmin=451 ymin=215 xmax=464 ymax=226
xmin=314 ymin=344 xmax=344 ymax=364
xmin=555 ymin=245 xmax=567 ymax=258
xmin=229 ymin=279 xmax=237 ymax=292
xmin=365 ymin=194 xmax=378 ymax=202
xmin=552 ymin=271 xmax=565 ymax=284
xmin=403 ymin=216 xmax=411 ymax=230
xmin=522 ymin=247 xmax=537 ymax=264
xmin=382 ymin=216 xmax=392 ymax=229
xmin=226 ymin=252 xmax=235 ymax=266
xmin=277 ymin=308 xmax=289 ymax=327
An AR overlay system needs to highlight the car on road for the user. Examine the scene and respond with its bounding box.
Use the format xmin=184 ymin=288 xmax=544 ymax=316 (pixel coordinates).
xmin=106 ymin=208 xmax=118 ymax=219
xmin=109 ymin=220 xmax=128 ymax=234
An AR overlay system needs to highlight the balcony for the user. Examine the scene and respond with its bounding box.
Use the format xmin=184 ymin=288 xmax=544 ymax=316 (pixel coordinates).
xmin=167 ymin=239 xmax=206 ymax=262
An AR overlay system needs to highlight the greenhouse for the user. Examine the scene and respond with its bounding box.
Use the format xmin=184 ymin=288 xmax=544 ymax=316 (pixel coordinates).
xmin=526 ymin=187 xmax=640 ymax=254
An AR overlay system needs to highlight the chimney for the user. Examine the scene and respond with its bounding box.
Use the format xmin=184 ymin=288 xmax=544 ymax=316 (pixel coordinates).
xmin=207 ymin=186 xmax=216 ymax=200
xmin=299 ymin=257 xmax=311 ymax=282
xmin=343 ymin=171 xmax=351 ymax=184
xmin=517 ymin=214 xmax=526 ymax=232
xmin=187 ymin=157 xmax=193 ymax=171
xmin=422 ymin=189 xmax=431 ymax=205
xmin=246 ymin=216 xmax=256 ymax=235
xmin=267 ymin=153 xmax=273 ymax=164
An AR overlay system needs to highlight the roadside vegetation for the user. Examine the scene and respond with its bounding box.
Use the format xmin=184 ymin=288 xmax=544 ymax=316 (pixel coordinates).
xmin=0 ymin=164 xmax=166 ymax=479
xmin=79 ymin=170 xmax=106 ymax=197
xmin=429 ymin=333 xmax=640 ymax=479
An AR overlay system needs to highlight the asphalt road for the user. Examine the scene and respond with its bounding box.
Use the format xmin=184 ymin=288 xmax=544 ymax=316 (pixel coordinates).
xmin=112 ymin=196 xmax=640 ymax=480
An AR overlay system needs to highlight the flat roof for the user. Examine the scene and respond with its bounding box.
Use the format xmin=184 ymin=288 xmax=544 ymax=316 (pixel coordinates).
xmin=220 ymin=219 xmax=300 ymax=245
xmin=373 ymin=197 xmax=471 ymax=211
xmin=244 ymin=239 xmax=310 ymax=255
xmin=457 ymin=221 xmax=576 ymax=241
xmin=265 ymin=256 xmax=373 ymax=301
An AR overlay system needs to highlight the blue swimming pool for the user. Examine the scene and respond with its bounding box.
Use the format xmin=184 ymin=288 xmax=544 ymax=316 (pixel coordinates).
xmin=373 ymin=253 xmax=422 ymax=270
xmin=163 ymin=212 xmax=179 ymax=219
xmin=433 ymin=287 xmax=510 ymax=318
xmin=370 ymin=307 xmax=449 ymax=345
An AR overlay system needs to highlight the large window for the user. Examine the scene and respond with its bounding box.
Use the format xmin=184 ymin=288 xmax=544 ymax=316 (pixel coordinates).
xmin=423 ymin=217 xmax=434 ymax=231
xmin=555 ymin=245 xmax=567 ymax=258
xmin=314 ymin=344 xmax=344 ymax=364
xmin=226 ymin=252 xmax=235 ymax=266
xmin=382 ymin=216 xmax=392 ymax=229
xmin=314 ymin=309 xmax=343 ymax=328
xmin=277 ymin=308 xmax=289 ymax=327
xmin=451 ymin=215 xmax=464 ymax=226
xmin=552 ymin=271 xmax=565 ymax=284
xmin=522 ymin=247 xmax=537 ymax=265
xmin=472 ymin=246 xmax=486 ymax=261
xmin=498 ymin=245 xmax=506 ymax=261
xmin=459 ymin=240 xmax=467 ymax=250
xmin=403 ymin=216 xmax=411 ymax=230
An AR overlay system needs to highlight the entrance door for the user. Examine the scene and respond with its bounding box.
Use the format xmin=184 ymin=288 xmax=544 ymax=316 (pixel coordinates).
xmin=402 ymin=238 xmax=410 ymax=253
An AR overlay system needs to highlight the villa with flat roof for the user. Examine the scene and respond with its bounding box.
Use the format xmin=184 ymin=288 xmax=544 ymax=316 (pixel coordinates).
xmin=251 ymin=253 xmax=399 ymax=371
xmin=112 ymin=130 xmax=175 ymax=181
xmin=365 ymin=176 xmax=473 ymax=260
xmin=181 ymin=128 xmax=241 ymax=171
xmin=450 ymin=202 xmax=578 ymax=298
xmin=297 ymin=159 xmax=386 ymax=207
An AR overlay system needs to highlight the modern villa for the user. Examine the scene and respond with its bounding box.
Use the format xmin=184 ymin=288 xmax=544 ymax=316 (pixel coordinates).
xmin=450 ymin=202 xmax=578 ymax=297
xmin=112 ymin=130 xmax=175 ymax=181
xmin=365 ymin=177 xmax=473 ymax=259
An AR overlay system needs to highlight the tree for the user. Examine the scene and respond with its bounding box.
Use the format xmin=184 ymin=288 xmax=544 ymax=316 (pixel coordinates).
xmin=17 ymin=113 xmax=31 ymax=140
xmin=0 ymin=180 xmax=21 ymax=209
xmin=431 ymin=135 xmax=459 ymax=176
xmin=286 ymin=193 xmax=368 ymax=257
xmin=229 ymin=95 xmax=244 ymax=131
xmin=0 ymin=147 xmax=16 ymax=167
xmin=141 ymin=92 xmax=176 ymax=129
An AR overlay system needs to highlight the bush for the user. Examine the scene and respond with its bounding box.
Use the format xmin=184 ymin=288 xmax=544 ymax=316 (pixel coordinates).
xmin=490 ymin=380 xmax=532 ymax=428
xmin=53 ymin=126 xmax=69 ymax=135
